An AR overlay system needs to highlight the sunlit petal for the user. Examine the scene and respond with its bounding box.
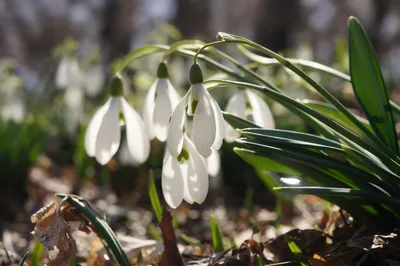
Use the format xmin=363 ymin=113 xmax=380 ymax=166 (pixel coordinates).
xmin=192 ymin=84 xmax=215 ymax=158
xmin=206 ymin=148 xmax=220 ymax=177
xmin=180 ymin=162 xmax=195 ymax=204
xmin=94 ymin=97 xmax=121 ymax=165
xmin=143 ymin=80 xmax=157 ymax=139
xmin=84 ymin=97 xmax=113 ymax=157
xmin=167 ymin=92 xmax=189 ymax=157
xmin=245 ymin=90 xmax=275 ymax=129
xmin=162 ymin=152 xmax=184 ymax=209
xmin=166 ymin=79 xmax=181 ymax=109
xmin=121 ymin=98 xmax=150 ymax=164
xmin=153 ymin=79 xmax=173 ymax=142
xmin=225 ymin=90 xmax=246 ymax=142
xmin=185 ymin=135 xmax=209 ymax=204
xmin=210 ymin=96 xmax=224 ymax=149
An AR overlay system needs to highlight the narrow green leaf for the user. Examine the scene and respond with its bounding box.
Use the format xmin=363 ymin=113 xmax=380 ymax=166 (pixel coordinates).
xmin=18 ymin=251 xmax=29 ymax=266
xmin=222 ymin=111 xmax=259 ymax=130
xmin=31 ymin=241 xmax=43 ymax=266
xmin=55 ymin=194 xmax=131 ymax=266
xmin=274 ymin=186 xmax=400 ymax=205
xmin=300 ymin=100 xmax=373 ymax=135
xmin=287 ymin=240 xmax=310 ymax=266
xmin=348 ymin=17 xmax=398 ymax=153
xmin=210 ymin=215 xmax=225 ymax=253
xmin=149 ymin=170 xmax=162 ymax=223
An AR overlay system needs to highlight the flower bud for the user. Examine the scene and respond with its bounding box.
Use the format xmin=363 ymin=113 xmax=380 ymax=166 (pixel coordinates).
xmin=189 ymin=63 xmax=203 ymax=84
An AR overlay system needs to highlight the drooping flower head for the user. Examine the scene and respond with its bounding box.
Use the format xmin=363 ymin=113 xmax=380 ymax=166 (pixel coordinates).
xmin=167 ymin=63 xmax=225 ymax=159
xmin=55 ymin=56 xmax=81 ymax=89
xmin=143 ymin=62 xmax=180 ymax=142
xmin=162 ymin=134 xmax=209 ymax=208
xmin=84 ymin=74 xmax=150 ymax=165
xmin=225 ymin=89 xmax=275 ymax=142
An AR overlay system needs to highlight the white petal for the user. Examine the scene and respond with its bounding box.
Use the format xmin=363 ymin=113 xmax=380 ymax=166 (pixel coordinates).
xmin=206 ymin=148 xmax=220 ymax=177
xmin=143 ymin=80 xmax=157 ymax=139
xmin=162 ymin=152 xmax=184 ymax=209
xmin=245 ymin=90 xmax=275 ymax=129
xmin=166 ymin=79 xmax=181 ymax=109
xmin=225 ymin=90 xmax=247 ymax=143
xmin=121 ymin=98 xmax=150 ymax=164
xmin=210 ymin=96 xmax=225 ymax=149
xmin=84 ymin=98 xmax=113 ymax=157
xmin=192 ymin=84 xmax=216 ymax=158
xmin=94 ymin=97 xmax=121 ymax=165
xmin=184 ymin=136 xmax=209 ymax=204
xmin=153 ymin=79 xmax=173 ymax=142
xmin=118 ymin=139 xmax=141 ymax=167
xmin=180 ymin=162 xmax=195 ymax=204
xmin=167 ymin=92 xmax=189 ymax=157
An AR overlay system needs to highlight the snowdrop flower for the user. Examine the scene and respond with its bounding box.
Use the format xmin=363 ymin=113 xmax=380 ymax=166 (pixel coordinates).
xmin=162 ymin=134 xmax=208 ymax=208
xmin=55 ymin=56 xmax=81 ymax=89
xmin=167 ymin=63 xmax=225 ymax=158
xmin=143 ymin=62 xmax=180 ymax=142
xmin=84 ymin=74 xmax=150 ymax=165
xmin=225 ymin=89 xmax=275 ymax=142
xmin=206 ymin=148 xmax=221 ymax=177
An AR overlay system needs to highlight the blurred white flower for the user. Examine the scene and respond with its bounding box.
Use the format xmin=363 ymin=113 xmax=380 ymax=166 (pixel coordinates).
xmin=167 ymin=82 xmax=224 ymax=158
xmin=225 ymin=89 xmax=275 ymax=143
xmin=84 ymin=75 xmax=150 ymax=165
xmin=83 ymin=65 xmax=105 ymax=97
xmin=1 ymin=98 xmax=25 ymax=123
xmin=143 ymin=62 xmax=180 ymax=142
xmin=162 ymin=134 xmax=208 ymax=208
xmin=55 ymin=56 xmax=81 ymax=89
xmin=64 ymin=86 xmax=84 ymax=134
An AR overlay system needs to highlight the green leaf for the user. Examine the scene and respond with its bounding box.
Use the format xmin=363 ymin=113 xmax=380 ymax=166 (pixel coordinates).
xmin=210 ymin=215 xmax=225 ymax=252
xmin=55 ymin=194 xmax=131 ymax=266
xmin=222 ymin=111 xmax=260 ymax=129
xmin=287 ymin=240 xmax=310 ymax=266
xmin=299 ymin=100 xmax=373 ymax=135
xmin=149 ymin=170 xmax=162 ymax=223
xmin=31 ymin=241 xmax=43 ymax=266
xmin=18 ymin=251 xmax=29 ymax=266
xmin=348 ymin=17 xmax=398 ymax=154
xmin=274 ymin=186 xmax=400 ymax=205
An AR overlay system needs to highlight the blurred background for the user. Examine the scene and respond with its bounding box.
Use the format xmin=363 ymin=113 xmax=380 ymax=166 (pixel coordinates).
xmin=1 ymin=0 xmax=400 ymax=256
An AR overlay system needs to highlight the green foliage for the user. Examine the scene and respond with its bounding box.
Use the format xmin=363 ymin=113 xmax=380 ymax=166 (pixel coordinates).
xmin=31 ymin=242 xmax=43 ymax=266
xmin=217 ymin=18 xmax=400 ymax=228
xmin=148 ymin=170 xmax=162 ymax=223
xmin=210 ymin=215 xmax=225 ymax=253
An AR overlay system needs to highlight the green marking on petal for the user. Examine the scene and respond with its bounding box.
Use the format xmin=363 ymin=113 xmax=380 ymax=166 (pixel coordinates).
xmin=177 ymin=148 xmax=190 ymax=163
xmin=190 ymin=99 xmax=199 ymax=114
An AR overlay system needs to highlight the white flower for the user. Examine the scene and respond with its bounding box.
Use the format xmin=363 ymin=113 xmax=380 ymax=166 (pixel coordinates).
xmin=225 ymin=89 xmax=275 ymax=142
xmin=167 ymin=83 xmax=224 ymax=158
xmin=143 ymin=78 xmax=180 ymax=142
xmin=162 ymin=134 xmax=209 ymax=208
xmin=84 ymin=75 xmax=150 ymax=165
xmin=55 ymin=56 xmax=81 ymax=89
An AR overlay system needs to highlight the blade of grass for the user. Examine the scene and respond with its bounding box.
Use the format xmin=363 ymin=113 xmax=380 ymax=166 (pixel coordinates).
xmin=210 ymin=215 xmax=225 ymax=253
xmin=31 ymin=241 xmax=43 ymax=266
xmin=149 ymin=170 xmax=162 ymax=223
xmin=348 ymin=17 xmax=398 ymax=154
xmin=287 ymin=240 xmax=310 ymax=266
